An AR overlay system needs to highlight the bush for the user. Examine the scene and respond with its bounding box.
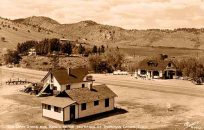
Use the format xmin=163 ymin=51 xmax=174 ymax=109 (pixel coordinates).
xmin=1 ymin=37 xmax=5 ymax=42
xmin=178 ymin=58 xmax=204 ymax=79
xmin=42 ymin=61 xmax=48 ymax=65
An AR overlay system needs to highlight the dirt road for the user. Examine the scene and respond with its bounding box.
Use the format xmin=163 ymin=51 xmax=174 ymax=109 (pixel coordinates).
xmin=93 ymin=74 xmax=204 ymax=98
xmin=2 ymin=66 xmax=204 ymax=98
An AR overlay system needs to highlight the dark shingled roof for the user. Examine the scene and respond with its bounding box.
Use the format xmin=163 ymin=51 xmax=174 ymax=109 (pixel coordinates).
xmin=42 ymin=68 xmax=88 ymax=85
xmin=65 ymin=84 xmax=117 ymax=104
xmin=137 ymin=59 xmax=177 ymax=71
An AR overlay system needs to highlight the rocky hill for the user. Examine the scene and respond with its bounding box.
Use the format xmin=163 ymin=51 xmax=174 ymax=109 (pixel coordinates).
xmin=1 ymin=16 xmax=204 ymax=50
xmin=0 ymin=17 xmax=62 ymax=49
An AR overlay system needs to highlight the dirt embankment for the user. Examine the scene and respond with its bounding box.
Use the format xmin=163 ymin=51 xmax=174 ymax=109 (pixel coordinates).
xmin=20 ymin=56 xmax=89 ymax=71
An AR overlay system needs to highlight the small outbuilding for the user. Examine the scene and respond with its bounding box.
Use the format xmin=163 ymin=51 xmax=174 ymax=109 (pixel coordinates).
xmin=40 ymin=67 xmax=117 ymax=123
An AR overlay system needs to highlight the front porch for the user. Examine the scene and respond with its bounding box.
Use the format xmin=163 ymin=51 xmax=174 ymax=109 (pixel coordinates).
xmin=137 ymin=69 xmax=179 ymax=79
xmin=164 ymin=69 xmax=179 ymax=79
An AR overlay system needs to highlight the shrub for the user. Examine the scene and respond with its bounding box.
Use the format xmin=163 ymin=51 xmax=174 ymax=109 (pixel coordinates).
xmin=178 ymin=58 xmax=204 ymax=79
xmin=1 ymin=37 xmax=5 ymax=42
xmin=42 ymin=61 xmax=48 ymax=65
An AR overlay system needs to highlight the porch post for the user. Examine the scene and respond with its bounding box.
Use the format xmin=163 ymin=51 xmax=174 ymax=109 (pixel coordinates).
xmin=151 ymin=70 xmax=153 ymax=79
xmin=166 ymin=70 xmax=169 ymax=79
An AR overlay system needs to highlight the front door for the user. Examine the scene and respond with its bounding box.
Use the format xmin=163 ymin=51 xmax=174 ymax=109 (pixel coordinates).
xmin=169 ymin=70 xmax=175 ymax=79
xmin=70 ymin=105 xmax=75 ymax=121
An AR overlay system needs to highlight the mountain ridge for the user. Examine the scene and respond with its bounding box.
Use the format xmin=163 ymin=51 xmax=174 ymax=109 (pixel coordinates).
xmin=1 ymin=16 xmax=204 ymax=50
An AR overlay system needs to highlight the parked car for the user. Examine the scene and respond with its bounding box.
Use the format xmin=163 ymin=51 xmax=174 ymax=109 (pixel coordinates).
xmin=113 ymin=70 xmax=128 ymax=75
xmin=7 ymin=64 xmax=13 ymax=68
xmin=192 ymin=78 xmax=203 ymax=85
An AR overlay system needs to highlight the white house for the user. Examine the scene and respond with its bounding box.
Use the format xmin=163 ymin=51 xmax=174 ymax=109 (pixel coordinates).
xmin=40 ymin=68 xmax=117 ymax=123
xmin=42 ymin=84 xmax=117 ymax=123
xmin=28 ymin=48 xmax=37 ymax=56
xmin=135 ymin=59 xmax=179 ymax=79
xmin=38 ymin=68 xmax=93 ymax=96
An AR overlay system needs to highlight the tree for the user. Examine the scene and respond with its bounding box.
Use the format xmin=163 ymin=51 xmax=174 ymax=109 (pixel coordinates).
xmin=4 ymin=50 xmax=22 ymax=64
xmin=49 ymin=38 xmax=60 ymax=53
xmin=89 ymin=55 xmax=112 ymax=73
xmin=105 ymin=49 xmax=124 ymax=70
xmin=78 ymin=44 xmax=85 ymax=54
xmin=92 ymin=45 xmax=97 ymax=54
xmin=17 ymin=40 xmax=37 ymax=54
xmin=178 ymin=58 xmax=204 ymax=79
xmin=61 ymin=42 xmax=72 ymax=56
xmin=101 ymin=45 xmax=105 ymax=53
xmin=89 ymin=49 xmax=124 ymax=73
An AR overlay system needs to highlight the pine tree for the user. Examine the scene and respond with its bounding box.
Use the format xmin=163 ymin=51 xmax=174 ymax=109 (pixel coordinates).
xmin=61 ymin=42 xmax=72 ymax=56
xmin=78 ymin=44 xmax=85 ymax=54
xmin=67 ymin=42 xmax=72 ymax=55
xmin=92 ymin=45 xmax=97 ymax=54
xmin=101 ymin=45 xmax=105 ymax=53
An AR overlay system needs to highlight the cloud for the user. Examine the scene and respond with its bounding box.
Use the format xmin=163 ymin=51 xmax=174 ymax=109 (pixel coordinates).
xmin=0 ymin=0 xmax=204 ymax=29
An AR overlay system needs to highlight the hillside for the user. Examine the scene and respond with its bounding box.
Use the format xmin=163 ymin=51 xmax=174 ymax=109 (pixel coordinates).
xmin=1 ymin=16 xmax=204 ymax=50
xmin=0 ymin=17 xmax=62 ymax=49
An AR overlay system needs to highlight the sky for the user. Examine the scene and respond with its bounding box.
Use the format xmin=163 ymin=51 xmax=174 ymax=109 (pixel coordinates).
xmin=0 ymin=0 xmax=204 ymax=29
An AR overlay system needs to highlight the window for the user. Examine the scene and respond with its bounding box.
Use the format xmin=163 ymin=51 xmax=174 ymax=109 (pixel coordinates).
xmin=147 ymin=61 xmax=158 ymax=67
xmin=105 ymin=98 xmax=109 ymax=107
xmin=66 ymin=85 xmax=71 ymax=90
xmin=82 ymin=84 xmax=85 ymax=88
xmin=81 ymin=103 xmax=86 ymax=110
xmin=54 ymin=106 xmax=61 ymax=113
xmin=53 ymin=86 xmax=57 ymax=90
xmin=43 ymin=104 xmax=51 ymax=110
xmin=153 ymin=71 xmax=159 ymax=76
xmin=48 ymin=105 xmax=51 ymax=110
xmin=94 ymin=100 xmax=99 ymax=106
xmin=141 ymin=70 xmax=147 ymax=75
